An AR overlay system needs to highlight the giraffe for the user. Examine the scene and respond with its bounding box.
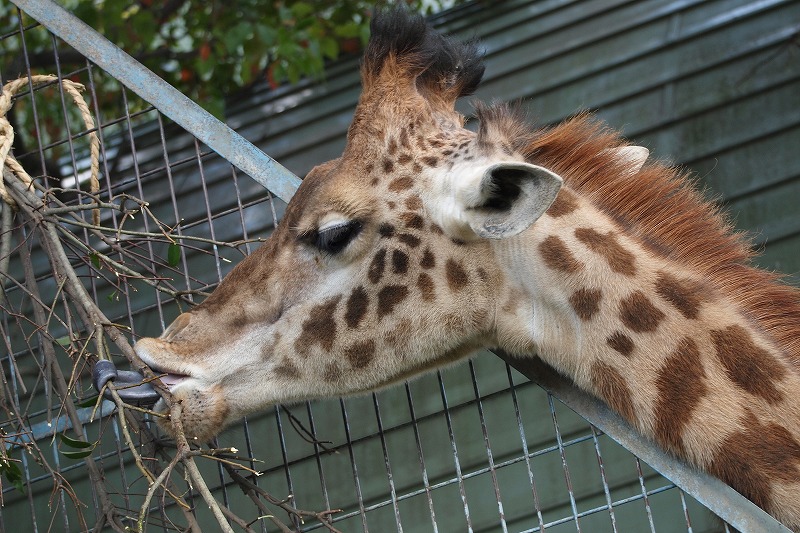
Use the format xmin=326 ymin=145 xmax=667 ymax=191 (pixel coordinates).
xmin=134 ymin=9 xmax=800 ymax=528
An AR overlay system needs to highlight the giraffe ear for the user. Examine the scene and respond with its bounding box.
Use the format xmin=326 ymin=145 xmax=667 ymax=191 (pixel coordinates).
xmin=465 ymin=162 xmax=563 ymax=239
xmin=613 ymin=146 xmax=649 ymax=172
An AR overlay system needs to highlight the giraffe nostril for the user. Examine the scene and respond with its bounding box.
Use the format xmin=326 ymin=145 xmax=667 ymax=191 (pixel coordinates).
xmin=161 ymin=313 xmax=192 ymax=342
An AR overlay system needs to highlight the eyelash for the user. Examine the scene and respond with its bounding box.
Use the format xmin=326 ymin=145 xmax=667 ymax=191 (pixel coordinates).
xmin=305 ymin=221 xmax=363 ymax=255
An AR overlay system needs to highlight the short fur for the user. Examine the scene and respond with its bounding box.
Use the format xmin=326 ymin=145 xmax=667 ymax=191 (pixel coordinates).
xmin=480 ymin=111 xmax=800 ymax=366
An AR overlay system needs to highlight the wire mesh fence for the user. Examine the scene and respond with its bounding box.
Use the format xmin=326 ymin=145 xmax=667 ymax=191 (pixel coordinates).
xmin=1 ymin=0 xmax=797 ymax=532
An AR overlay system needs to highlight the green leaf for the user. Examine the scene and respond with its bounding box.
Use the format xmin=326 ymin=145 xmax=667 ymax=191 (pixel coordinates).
xmin=1 ymin=461 xmax=25 ymax=493
xmin=334 ymin=21 xmax=361 ymax=39
xmin=90 ymin=252 xmax=101 ymax=268
xmin=320 ymin=37 xmax=339 ymax=60
xmin=290 ymin=2 xmax=313 ymax=19
xmin=222 ymin=21 xmax=252 ymax=53
xmin=255 ymin=24 xmax=277 ymax=47
xmin=61 ymin=449 xmax=94 ymax=460
xmin=55 ymin=336 xmax=72 ymax=347
xmin=59 ymin=433 xmax=95 ymax=449
xmin=167 ymin=243 xmax=181 ymax=267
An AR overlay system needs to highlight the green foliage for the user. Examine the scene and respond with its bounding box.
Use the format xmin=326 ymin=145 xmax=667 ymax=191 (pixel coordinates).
xmin=167 ymin=242 xmax=181 ymax=267
xmin=0 ymin=456 xmax=24 ymax=494
xmin=1 ymin=1 xmax=462 ymax=120
xmin=58 ymin=432 xmax=97 ymax=460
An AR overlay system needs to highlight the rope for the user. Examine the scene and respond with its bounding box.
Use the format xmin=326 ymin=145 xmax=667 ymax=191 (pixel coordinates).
xmin=0 ymin=74 xmax=102 ymax=224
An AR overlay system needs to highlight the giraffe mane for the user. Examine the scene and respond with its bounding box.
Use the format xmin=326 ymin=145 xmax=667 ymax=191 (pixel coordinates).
xmin=509 ymin=112 xmax=800 ymax=365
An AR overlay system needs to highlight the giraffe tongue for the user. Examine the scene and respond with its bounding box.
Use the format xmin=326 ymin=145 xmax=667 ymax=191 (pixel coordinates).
xmin=157 ymin=373 xmax=188 ymax=389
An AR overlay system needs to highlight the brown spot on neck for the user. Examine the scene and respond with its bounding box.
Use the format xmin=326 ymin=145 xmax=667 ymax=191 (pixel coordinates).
xmin=590 ymin=361 xmax=636 ymax=423
xmin=379 ymin=224 xmax=395 ymax=238
xmin=654 ymin=337 xmax=708 ymax=454
xmin=575 ymin=227 xmax=637 ymax=276
xmin=294 ymin=296 xmax=342 ymax=355
xmin=655 ymin=272 xmax=706 ymax=319
xmin=606 ymin=331 xmax=634 ymax=357
xmin=400 ymin=212 xmax=425 ymax=229
xmin=384 ymin=318 xmax=413 ymax=350
xmin=388 ymin=175 xmax=414 ymax=192
xmin=323 ymin=361 xmax=343 ymax=383
xmin=618 ymin=291 xmax=665 ymax=333
xmin=345 ymin=286 xmax=369 ymax=329
xmin=368 ymin=248 xmax=387 ymax=284
xmin=569 ymin=287 xmax=602 ymax=320
xmin=547 ymin=188 xmax=579 ymax=218
xmin=273 ymin=357 xmax=301 ymax=379
xmin=345 ymin=340 xmax=376 ymax=369
xmin=392 ymin=249 xmax=409 ymax=274
xmin=377 ymin=285 xmax=410 ymax=319
xmin=422 ymin=155 xmax=439 ymax=168
xmin=445 ymin=259 xmax=469 ymax=292
xmin=420 ymin=248 xmax=436 ymax=269
xmin=399 ymin=128 xmax=410 ymax=149
xmin=405 ymin=195 xmax=422 ymax=211
xmin=398 ymin=233 xmax=421 ymax=248
xmin=417 ymin=272 xmax=435 ymax=301
xmin=710 ymin=325 xmax=786 ymax=404
xmin=708 ymin=410 xmax=800 ymax=512
xmin=539 ymin=235 xmax=583 ymax=274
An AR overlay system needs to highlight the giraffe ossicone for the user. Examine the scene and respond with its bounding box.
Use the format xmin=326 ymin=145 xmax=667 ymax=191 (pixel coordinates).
xmin=135 ymin=8 xmax=800 ymax=528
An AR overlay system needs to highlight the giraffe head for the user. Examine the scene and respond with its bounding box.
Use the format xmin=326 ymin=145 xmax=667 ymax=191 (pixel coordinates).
xmin=135 ymin=9 xmax=566 ymax=440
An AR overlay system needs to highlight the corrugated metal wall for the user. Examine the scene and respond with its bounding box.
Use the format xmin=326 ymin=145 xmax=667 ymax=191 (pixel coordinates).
xmin=3 ymin=0 xmax=798 ymax=531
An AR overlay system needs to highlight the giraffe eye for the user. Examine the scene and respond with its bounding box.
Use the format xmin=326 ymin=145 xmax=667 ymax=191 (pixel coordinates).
xmin=313 ymin=221 xmax=363 ymax=254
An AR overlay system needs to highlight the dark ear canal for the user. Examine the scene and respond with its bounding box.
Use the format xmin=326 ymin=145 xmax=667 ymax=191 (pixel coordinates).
xmin=482 ymin=168 xmax=525 ymax=211
xmin=468 ymin=162 xmax=563 ymax=240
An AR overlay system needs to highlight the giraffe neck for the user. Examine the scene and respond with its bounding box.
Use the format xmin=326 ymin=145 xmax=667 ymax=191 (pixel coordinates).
xmin=492 ymin=187 xmax=800 ymax=520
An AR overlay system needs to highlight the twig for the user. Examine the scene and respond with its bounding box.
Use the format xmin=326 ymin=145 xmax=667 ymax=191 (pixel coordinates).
xmin=138 ymin=450 xmax=182 ymax=532
xmin=170 ymin=402 xmax=236 ymax=533
xmin=0 ymin=196 xmax=12 ymax=304
xmin=285 ymin=406 xmax=335 ymax=452
xmin=15 ymin=225 xmax=123 ymax=532
xmin=56 ymin=212 xmax=261 ymax=250
xmin=224 ymin=464 xmax=344 ymax=533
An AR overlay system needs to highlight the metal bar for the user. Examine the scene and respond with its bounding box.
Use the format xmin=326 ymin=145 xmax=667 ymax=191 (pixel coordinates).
xmin=497 ymin=352 xmax=793 ymax=533
xmin=589 ymin=425 xmax=618 ymax=532
xmin=467 ymin=359 xmax=507 ymax=533
xmin=339 ymin=398 xmax=369 ymax=531
xmin=504 ymin=363 xmax=545 ymax=531
xmin=305 ymin=402 xmax=333 ymax=512
xmin=4 ymin=402 xmax=116 ymax=451
xmin=371 ymin=393 xmax=403 ymax=532
xmin=9 ymin=0 xmax=303 ymax=204
xmin=404 ymin=383 xmax=439 ymax=533
xmin=547 ymin=392 xmax=582 ymax=532
xmin=436 ymin=370 xmax=473 ymax=532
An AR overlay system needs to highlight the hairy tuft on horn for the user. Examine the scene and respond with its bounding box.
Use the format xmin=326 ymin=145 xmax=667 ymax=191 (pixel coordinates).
xmin=362 ymin=8 xmax=485 ymax=104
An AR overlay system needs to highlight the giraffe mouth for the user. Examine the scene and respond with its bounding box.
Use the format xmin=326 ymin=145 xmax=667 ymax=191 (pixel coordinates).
xmin=154 ymin=372 xmax=190 ymax=391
